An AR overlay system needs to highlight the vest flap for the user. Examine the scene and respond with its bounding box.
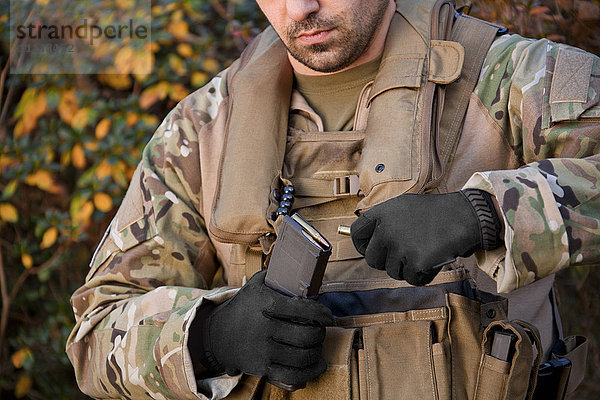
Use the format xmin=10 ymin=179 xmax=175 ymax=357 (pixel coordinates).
xmin=210 ymin=31 xmax=292 ymax=244
xmin=369 ymin=56 xmax=424 ymax=102
xmin=429 ymin=40 xmax=464 ymax=84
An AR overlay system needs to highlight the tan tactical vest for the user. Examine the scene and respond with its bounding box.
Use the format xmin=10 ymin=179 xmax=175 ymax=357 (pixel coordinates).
xmin=205 ymin=1 xmax=560 ymax=398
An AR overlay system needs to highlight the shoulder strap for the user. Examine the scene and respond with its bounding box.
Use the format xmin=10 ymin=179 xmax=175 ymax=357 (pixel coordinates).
xmin=425 ymin=15 xmax=504 ymax=191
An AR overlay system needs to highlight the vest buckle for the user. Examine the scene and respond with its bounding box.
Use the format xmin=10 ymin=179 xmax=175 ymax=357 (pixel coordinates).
xmin=334 ymin=175 xmax=360 ymax=196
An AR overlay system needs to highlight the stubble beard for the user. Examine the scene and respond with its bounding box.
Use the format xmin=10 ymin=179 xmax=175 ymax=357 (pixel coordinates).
xmin=282 ymin=2 xmax=390 ymax=73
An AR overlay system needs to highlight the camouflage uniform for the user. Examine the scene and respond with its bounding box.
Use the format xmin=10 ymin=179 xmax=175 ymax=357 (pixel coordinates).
xmin=67 ymin=12 xmax=600 ymax=400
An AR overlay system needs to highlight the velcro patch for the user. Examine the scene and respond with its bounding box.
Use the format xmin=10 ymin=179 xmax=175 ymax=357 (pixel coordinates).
xmin=550 ymin=47 xmax=594 ymax=104
xmin=116 ymin=165 xmax=144 ymax=232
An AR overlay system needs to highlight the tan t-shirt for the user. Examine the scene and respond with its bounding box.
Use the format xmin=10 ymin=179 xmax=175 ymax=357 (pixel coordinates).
xmin=293 ymin=57 xmax=381 ymax=131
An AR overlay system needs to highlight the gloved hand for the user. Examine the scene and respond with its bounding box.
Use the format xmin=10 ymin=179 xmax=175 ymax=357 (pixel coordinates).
xmin=351 ymin=189 xmax=502 ymax=286
xmin=189 ymin=270 xmax=333 ymax=386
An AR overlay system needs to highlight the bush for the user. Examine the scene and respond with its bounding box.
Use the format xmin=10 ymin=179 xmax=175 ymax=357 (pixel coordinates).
xmin=0 ymin=1 xmax=598 ymax=398
xmin=0 ymin=1 xmax=266 ymax=398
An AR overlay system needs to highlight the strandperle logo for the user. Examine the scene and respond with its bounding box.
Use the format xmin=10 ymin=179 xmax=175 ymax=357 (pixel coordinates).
xmin=15 ymin=18 xmax=149 ymax=46
xmin=10 ymin=0 xmax=151 ymax=75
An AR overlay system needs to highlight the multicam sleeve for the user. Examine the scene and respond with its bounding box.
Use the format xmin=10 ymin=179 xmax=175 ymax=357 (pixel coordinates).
xmin=66 ymin=72 xmax=242 ymax=399
xmin=463 ymin=35 xmax=600 ymax=293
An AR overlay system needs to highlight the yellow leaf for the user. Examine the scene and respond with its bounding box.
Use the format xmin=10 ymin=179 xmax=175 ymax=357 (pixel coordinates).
xmin=94 ymin=192 xmax=113 ymax=212
xmin=15 ymin=374 xmax=32 ymax=398
xmin=14 ymin=88 xmax=47 ymax=136
xmin=168 ymin=20 xmax=189 ymax=40
xmin=84 ymin=141 xmax=99 ymax=152
xmin=40 ymin=227 xmax=58 ymax=249
xmin=177 ymin=43 xmax=193 ymax=58
xmin=11 ymin=348 xmax=33 ymax=368
xmin=169 ymin=83 xmax=189 ymax=102
xmin=25 ymin=170 xmax=52 ymax=189
xmin=98 ymin=69 xmax=132 ymax=90
xmin=43 ymin=145 xmax=54 ymax=163
xmin=72 ymin=144 xmax=86 ymax=169
xmin=95 ymin=159 xmax=112 ymax=179
xmin=21 ymin=254 xmax=33 ymax=269
xmin=58 ymin=89 xmax=78 ymax=125
xmin=73 ymin=200 xmax=94 ymax=226
xmin=150 ymin=42 xmax=160 ymax=52
xmin=115 ymin=46 xmax=134 ymax=74
xmin=0 ymin=203 xmax=18 ymax=223
xmin=116 ymin=0 xmax=134 ymax=10
xmin=169 ymin=55 xmax=187 ymax=76
xmin=141 ymin=114 xmax=159 ymax=127
xmin=139 ymin=81 xmax=170 ymax=109
xmin=132 ymin=49 xmax=153 ymax=76
xmin=95 ymin=118 xmax=111 ymax=140
xmin=60 ymin=151 xmax=71 ymax=166
xmin=13 ymin=120 xmax=26 ymax=138
xmin=36 ymin=0 xmax=50 ymax=5
xmin=112 ymin=160 xmax=129 ymax=187
xmin=203 ymin=58 xmax=220 ymax=73
xmin=191 ymin=72 xmax=209 ymax=87
xmin=126 ymin=112 xmax=139 ymax=127
xmin=71 ymin=107 xmax=90 ymax=130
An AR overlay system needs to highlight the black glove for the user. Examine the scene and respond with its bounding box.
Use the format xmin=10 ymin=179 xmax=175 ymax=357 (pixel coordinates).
xmin=351 ymin=189 xmax=502 ymax=286
xmin=188 ymin=270 xmax=333 ymax=386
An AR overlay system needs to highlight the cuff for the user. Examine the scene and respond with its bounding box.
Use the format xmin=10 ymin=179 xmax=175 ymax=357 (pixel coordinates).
xmin=156 ymin=287 xmax=239 ymax=400
xmin=463 ymin=166 xmax=569 ymax=293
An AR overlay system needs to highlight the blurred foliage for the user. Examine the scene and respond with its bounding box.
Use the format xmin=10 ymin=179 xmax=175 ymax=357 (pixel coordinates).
xmin=0 ymin=0 xmax=598 ymax=399
xmin=0 ymin=1 xmax=267 ymax=398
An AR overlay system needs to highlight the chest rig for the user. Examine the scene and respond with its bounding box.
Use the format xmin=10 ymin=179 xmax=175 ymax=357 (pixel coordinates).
xmin=208 ymin=0 xmax=502 ymax=285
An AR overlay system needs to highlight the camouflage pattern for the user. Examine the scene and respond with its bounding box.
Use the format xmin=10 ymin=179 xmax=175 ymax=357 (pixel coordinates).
xmin=67 ymin=34 xmax=600 ymax=400
xmin=464 ymin=34 xmax=600 ymax=293
xmin=67 ymin=73 xmax=244 ymax=399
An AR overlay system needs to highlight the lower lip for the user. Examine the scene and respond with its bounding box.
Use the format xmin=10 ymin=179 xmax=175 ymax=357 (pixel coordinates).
xmin=297 ymin=30 xmax=332 ymax=45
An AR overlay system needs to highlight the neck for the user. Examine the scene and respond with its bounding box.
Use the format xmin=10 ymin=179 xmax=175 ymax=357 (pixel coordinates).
xmin=289 ymin=0 xmax=396 ymax=76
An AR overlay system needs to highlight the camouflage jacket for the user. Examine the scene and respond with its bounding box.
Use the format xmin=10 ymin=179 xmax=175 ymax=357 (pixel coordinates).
xmin=67 ymin=30 xmax=600 ymax=400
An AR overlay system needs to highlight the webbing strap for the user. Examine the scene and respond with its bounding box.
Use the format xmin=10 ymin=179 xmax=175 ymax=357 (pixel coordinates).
xmin=426 ymin=15 xmax=501 ymax=191
xmin=290 ymin=175 xmax=360 ymax=198
xmin=244 ymin=247 xmax=264 ymax=281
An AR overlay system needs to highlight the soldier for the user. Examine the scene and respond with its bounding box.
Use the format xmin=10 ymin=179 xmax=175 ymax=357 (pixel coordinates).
xmin=67 ymin=0 xmax=599 ymax=399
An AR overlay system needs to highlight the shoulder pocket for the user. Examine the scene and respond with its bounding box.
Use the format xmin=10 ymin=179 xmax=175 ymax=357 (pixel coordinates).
xmin=88 ymin=165 xmax=158 ymax=276
xmin=543 ymin=46 xmax=600 ymax=128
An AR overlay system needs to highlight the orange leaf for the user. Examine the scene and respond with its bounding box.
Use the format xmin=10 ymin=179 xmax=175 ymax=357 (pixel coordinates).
xmin=530 ymin=6 xmax=551 ymax=15
xmin=126 ymin=112 xmax=139 ymax=127
xmin=0 ymin=203 xmax=18 ymax=222
xmin=72 ymin=144 xmax=86 ymax=169
xmin=168 ymin=20 xmax=189 ymax=40
xmin=58 ymin=89 xmax=78 ymax=125
xmin=115 ymin=46 xmax=135 ymax=75
xmin=96 ymin=159 xmax=112 ymax=179
xmin=11 ymin=348 xmax=33 ymax=368
xmin=202 ymin=58 xmax=219 ymax=73
xmin=169 ymin=83 xmax=189 ymax=102
xmin=93 ymin=192 xmax=113 ymax=212
xmin=25 ymin=170 xmax=53 ymax=191
xmin=71 ymin=107 xmax=90 ymax=130
xmin=95 ymin=118 xmax=111 ymax=140
xmin=40 ymin=227 xmax=58 ymax=249
xmin=21 ymin=253 xmax=33 ymax=269
xmin=177 ymin=43 xmax=193 ymax=58
xmin=14 ymin=88 xmax=47 ymax=136
xmin=169 ymin=54 xmax=187 ymax=76
xmin=191 ymin=72 xmax=209 ymax=87
xmin=15 ymin=374 xmax=32 ymax=398
xmin=139 ymin=82 xmax=170 ymax=109
xmin=73 ymin=200 xmax=94 ymax=226
xmin=98 ymin=69 xmax=132 ymax=90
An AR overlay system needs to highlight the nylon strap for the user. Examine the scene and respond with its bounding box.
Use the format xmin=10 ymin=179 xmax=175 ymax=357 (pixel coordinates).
xmin=244 ymin=247 xmax=264 ymax=281
xmin=428 ymin=15 xmax=502 ymax=190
